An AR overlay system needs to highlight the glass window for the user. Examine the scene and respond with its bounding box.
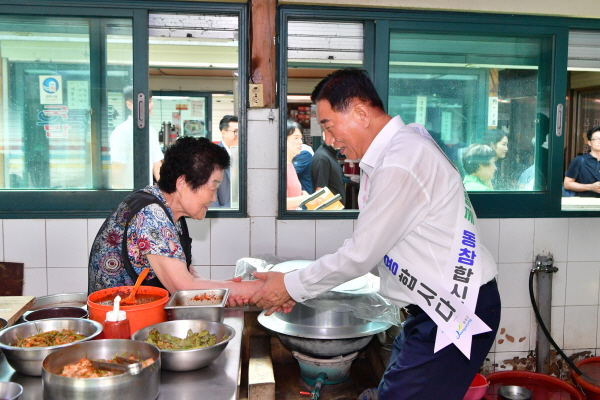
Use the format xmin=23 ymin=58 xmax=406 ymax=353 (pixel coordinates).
xmin=562 ymin=30 xmax=600 ymax=211
xmin=148 ymin=13 xmax=241 ymax=211
xmin=0 ymin=15 xmax=132 ymax=191
xmin=284 ymin=20 xmax=364 ymax=214
xmin=387 ymin=31 xmax=550 ymax=194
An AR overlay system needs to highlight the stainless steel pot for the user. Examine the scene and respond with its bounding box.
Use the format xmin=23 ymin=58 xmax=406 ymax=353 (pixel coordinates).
xmin=42 ymin=339 xmax=161 ymax=400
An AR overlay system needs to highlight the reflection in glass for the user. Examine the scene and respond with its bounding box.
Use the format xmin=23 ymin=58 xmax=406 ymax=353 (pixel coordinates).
xmin=0 ymin=15 xmax=132 ymax=190
xmin=387 ymin=32 xmax=548 ymax=193
xmin=563 ymin=30 xmax=600 ymax=210
xmin=286 ymin=21 xmax=364 ymax=211
xmin=148 ymin=13 xmax=239 ymax=210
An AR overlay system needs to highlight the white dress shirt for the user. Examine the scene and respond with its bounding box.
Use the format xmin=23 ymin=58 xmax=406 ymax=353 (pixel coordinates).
xmin=284 ymin=115 xmax=497 ymax=307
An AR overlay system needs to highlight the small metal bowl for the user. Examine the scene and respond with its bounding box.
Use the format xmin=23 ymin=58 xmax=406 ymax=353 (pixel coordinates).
xmin=498 ymin=385 xmax=533 ymax=400
xmin=0 ymin=381 xmax=23 ymax=400
xmin=0 ymin=318 xmax=103 ymax=376
xmin=131 ymin=319 xmax=235 ymax=371
xmin=24 ymin=306 xmax=88 ymax=322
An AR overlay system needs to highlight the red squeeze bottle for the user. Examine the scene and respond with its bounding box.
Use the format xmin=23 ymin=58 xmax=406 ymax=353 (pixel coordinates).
xmin=103 ymin=295 xmax=130 ymax=339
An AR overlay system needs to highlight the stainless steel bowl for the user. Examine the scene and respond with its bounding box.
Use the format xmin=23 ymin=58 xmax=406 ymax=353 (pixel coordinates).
xmin=0 ymin=318 xmax=103 ymax=376
xmin=131 ymin=319 xmax=235 ymax=371
xmin=165 ymin=289 xmax=229 ymax=323
xmin=42 ymin=339 xmax=160 ymax=400
xmin=23 ymin=306 xmax=88 ymax=322
xmin=0 ymin=381 xmax=23 ymax=400
xmin=498 ymin=385 xmax=533 ymax=400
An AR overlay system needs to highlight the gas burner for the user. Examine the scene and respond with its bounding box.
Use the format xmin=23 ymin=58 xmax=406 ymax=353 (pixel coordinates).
xmin=292 ymin=351 xmax=359 ymax=386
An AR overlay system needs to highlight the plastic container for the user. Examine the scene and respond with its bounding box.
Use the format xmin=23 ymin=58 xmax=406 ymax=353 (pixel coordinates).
xmin=572 ymin=357 xmax=600 ymax=400
xmin=486 ymin=371 xmax=584 ymax=400
xmin=88 ymin=286 xmax=169 ymax=337
xmin=103 ymin=296 xmax=131 ymax=339
xmin=462 ymin=373 xmax=488 ymax=400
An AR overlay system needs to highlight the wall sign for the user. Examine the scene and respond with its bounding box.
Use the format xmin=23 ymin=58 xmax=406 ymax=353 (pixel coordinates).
xmin=39 ymin=75 xmax=63 ymax=105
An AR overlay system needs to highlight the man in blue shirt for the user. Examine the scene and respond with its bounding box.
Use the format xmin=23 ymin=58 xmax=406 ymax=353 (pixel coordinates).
xmin=564 ymin=126 xmax=600 ymax=197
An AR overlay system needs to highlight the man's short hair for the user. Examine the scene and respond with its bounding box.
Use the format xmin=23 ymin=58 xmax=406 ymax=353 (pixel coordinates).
xmin=219 ymin=115 xmax=238 ymax=132
xmin=587 ymin=125 xmax=600 ymax=140
xmin=123 ymin=85 xmax=153 ymax=102
xmin=310 ymin=68 xmax=384 ymax=113
xmin=462 ymin=144 xmax=496 ymax=175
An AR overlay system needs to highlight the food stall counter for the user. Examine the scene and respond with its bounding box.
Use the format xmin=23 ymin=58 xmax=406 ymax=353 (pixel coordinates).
xmin=0 ymin=309 xmax=244 ymax=400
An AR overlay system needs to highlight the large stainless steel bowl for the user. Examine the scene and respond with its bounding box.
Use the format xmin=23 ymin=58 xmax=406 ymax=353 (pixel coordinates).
xmin=0 ymin=318 xmax=102 ymax=376
xmin=42 ymin=339 xmax=160 ymax=400
xmin=131 ymin=319 xmax=235 ymax=372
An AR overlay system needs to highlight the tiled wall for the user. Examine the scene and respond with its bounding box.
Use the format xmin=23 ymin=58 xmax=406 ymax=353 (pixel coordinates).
xmin=1 ymin=109 xmax=598 ymax=370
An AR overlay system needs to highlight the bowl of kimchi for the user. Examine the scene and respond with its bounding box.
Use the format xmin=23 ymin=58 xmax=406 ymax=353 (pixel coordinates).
xmin=0 ymin=318 xmax=102 ymax=376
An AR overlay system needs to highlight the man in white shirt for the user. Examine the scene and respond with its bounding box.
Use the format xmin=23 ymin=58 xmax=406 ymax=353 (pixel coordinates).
xmin=250 ymin=69 xmax=500 ymax=400
xmin=110 ymin=85 xmax=164 ymax=189
xmin=210 ymin=115 xmax=238 ymax=207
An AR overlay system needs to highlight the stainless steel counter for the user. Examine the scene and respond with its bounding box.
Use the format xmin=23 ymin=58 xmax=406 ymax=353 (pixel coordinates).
xmin=0 ymin=309 xmax=243 ymax=400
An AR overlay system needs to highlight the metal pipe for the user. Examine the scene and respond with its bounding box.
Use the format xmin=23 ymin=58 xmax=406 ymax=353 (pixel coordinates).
xmin=533 ymin=253 xmax=556 ymax=374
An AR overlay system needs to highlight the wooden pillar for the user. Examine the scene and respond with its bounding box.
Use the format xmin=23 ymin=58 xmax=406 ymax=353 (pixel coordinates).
xmin=250 ymin=0 xmax=277 ymax=108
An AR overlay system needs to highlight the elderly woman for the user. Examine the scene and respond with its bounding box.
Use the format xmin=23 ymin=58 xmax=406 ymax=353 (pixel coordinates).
xmin=462 ymin=144 xmax=497 ymax=191
xmin=88 ymin=136 xmax=260 ymax=305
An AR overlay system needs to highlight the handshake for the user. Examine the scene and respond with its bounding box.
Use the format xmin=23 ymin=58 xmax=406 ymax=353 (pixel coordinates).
xmin=226 ymin=271 xmax=296 ymax=315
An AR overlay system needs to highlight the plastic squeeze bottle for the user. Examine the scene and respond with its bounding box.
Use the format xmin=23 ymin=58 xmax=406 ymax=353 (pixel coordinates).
xmin=103 ymin=295 xmax=131 ymax=339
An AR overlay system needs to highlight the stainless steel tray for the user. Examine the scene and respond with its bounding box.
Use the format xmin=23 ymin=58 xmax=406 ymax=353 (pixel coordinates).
xmin=164 ymin=289 xmax=229 ymax=323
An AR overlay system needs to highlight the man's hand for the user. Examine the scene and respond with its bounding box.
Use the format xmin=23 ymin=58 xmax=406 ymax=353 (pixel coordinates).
xmin=250 ymin=271 xmax=292 ymax=315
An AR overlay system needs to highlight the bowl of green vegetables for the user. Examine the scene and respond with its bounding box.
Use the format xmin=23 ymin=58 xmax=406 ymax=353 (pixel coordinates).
xmin=131 ymin=319 xmax=235 ymax=371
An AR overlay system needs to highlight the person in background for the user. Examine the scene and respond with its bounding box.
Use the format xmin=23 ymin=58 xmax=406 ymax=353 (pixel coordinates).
xmin=249 ymin=69 xmax=500 ymax=400
xmin=563 ymin=125 xmax=600 ymax=197
xmin=89 ymin=136 xmax=287 ymax=309
xmin=310 ymin=130 xmax=346 ymax=206
xmin=211 ymin=115 xmax=238 ymax=207
xmin=482 ymin=129 xmax=509 ymax=190
xmin=293 ymin=142 xmax=314 ymax=193
xmin=286 ymin=119 xmax=311 ymax=210
xmin=462 ymin=144 xmax=497 ymax=191
xmin=110 ymin=85 xmax=163 ymax=189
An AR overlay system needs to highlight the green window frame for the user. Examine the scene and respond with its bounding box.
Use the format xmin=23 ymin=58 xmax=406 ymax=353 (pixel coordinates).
xmin=278 ymin=6 xmax=600 ymax=219
xmin=0 ymin=1 xmax=248 ymax=219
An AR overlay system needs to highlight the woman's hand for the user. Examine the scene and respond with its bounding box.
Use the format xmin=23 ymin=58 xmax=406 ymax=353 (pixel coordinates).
xmin=226 ymin=279 xmax=264 ymax=307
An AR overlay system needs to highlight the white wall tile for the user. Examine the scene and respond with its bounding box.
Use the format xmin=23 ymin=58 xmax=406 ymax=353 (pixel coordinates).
xmin=568 ymin=218 xmax=600 ymax=262
xmin=247 ymin=119 xmax=278 ymax=169
xmin=497 ymin=263 xmax=532 ymax=308
xmin=0 ymin=220 xmax=4 ymax=261
xmin=495 ymin=307 xmax=531 ymax=352
xmin=498 ymin=218 xmax=534 ymax=263
xmin=551 ymin=261 xmax=567 ymax=306
xmin=276 ymin=220 xmax=316 ymax=260
xmin=47 ymin=219 xmax=88 ymax=268
xmin=87 ymin=219 xmax=104 ymax=255
xmin=478 ymin=218 xmax=499 ymax=264
xmin=47 ymin=268 xmax=88 ymax=294
xmin=187 ymin=218 xmax=211 ymax=266
xmin=247 ymin=168 xmax=278 ymax=217
xmin=315 ymin=220 xmax=353 ymax=259
xmin=551 ymin=306 xmax=565 ymax=349
xmin=191 ymin=265 xmax=211 ymax=279
xmin=250 ymin=217 xmax=276 ymax=256
xmin=564 ymin=262 xmax=600 ymax=306
xmin=563 ymin=305 xmax=597 ymax=349
xmin=534 ymin=218 xmax=568 ymax=262
xmin=4 ymin=219 xmax=46 ymax=269
xmin=211 ymin=265 xmax=236 ymax=281
xmin=211 ymin=218 xmax=250 ymax=265
xmin=23 ymin=268 xmax=47 ymax=297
